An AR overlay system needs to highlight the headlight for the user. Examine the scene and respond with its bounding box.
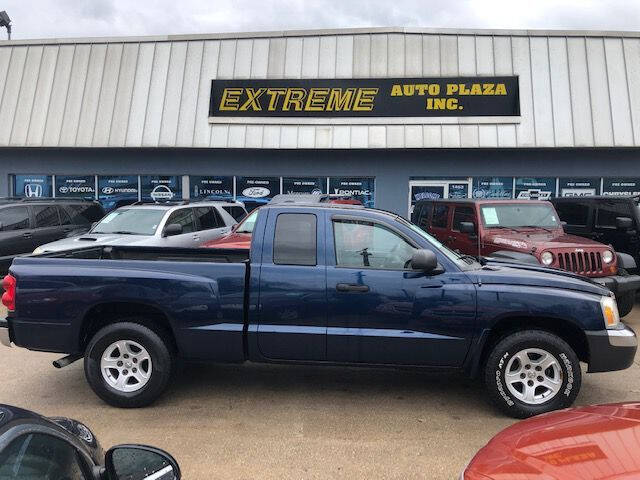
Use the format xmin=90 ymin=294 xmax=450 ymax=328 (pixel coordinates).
xmin=602 ymin=250 xmax=614 ymax=264
xmin=540 ymin=251 xmax=554 ymax=266
xmin=601 ymin=295 xmax=620 ymax=329
xmin=32 ymin=246 xmax=43 ymax=255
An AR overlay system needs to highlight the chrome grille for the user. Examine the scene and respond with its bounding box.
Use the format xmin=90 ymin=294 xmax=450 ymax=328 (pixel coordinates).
xmin=557 ymin=251 xmax=603 ymax=275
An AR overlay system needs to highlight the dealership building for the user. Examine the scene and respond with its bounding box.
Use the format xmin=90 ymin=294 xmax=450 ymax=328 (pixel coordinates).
xmin=0 ymin=26 xmax=639 ymax=214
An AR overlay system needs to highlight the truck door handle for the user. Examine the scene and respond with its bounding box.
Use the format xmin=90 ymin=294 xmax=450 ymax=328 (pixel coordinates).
xmin=22 ymin=232 xmax=32 ymax=239
xmin=336 ymin=283 xmax=369 ymax=293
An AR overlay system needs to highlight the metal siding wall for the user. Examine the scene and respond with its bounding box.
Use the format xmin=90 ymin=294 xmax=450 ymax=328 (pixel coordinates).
xmin=0 ymin=30 xmax=636 ymax=149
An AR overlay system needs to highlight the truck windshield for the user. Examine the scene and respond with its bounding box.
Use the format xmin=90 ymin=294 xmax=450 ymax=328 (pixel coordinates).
xmin=235 ymin=209 xmax=259 ymax=233
xmin=480 ymin=204 xmax=560 ymax=229
xmin=91 ymin=208 xmax=166 ymax=235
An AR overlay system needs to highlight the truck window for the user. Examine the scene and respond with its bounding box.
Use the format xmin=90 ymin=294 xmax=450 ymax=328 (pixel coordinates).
xmin=222 ymin=205 xmax=247 ymax=222
xmin=195 ymin=207 xmax=222 ymax=230
xmin=333 ymin=219 xmax=415 ymax=270
xmin=273 ymin=213 xmax=317 ymax=266
xmin=415 ymin=203 xmax=432 ymax=229
xmin=33 ymin=205 xmax=61 ymax=227
xmin=432 ymin=205 xmax=449 ymax=228
xmin=166 ymin=209 xmax=195 ymax=234
xmin=65 ymin=204 xmax=104 ymax=224
xmin=596 ymin=202 xmax=631 ymax=228
xmin=554 ymin=202 xmax=589 ymax=227
xmin=0 ymin=206 xmax=30 ymax=231
xmin=452 ymin=206 xmax=474 ymax=232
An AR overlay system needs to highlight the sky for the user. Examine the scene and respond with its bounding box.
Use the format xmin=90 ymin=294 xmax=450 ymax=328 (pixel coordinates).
xmin=1 ymin=0 xmax=638 ymax=40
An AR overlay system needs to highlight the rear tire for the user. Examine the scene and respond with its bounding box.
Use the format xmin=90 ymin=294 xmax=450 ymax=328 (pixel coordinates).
xmin=484 ymin=330 xmax=581 ymax=419
xmin=84 ymin=320 xmax=174 ymax=408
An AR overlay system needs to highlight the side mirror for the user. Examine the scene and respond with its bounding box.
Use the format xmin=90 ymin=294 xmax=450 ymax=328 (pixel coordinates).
xmin=162 ymin=223 xmax=183 ymax=237
xmin=616 ymin=216 xmax=633 ymax=231
xmin=105 ymin=444 xmax=180 ymax=480
xmin=459 ymin=221 xmax=475 ymax=234
xmin=411 ymin=249 xmax=439 ymax=272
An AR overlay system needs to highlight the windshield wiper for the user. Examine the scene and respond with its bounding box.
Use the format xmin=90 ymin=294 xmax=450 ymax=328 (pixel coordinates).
xmin=457 ymin=254 xmax=485 ymax=265
xmin=108 ymin=230 xmax=139 ymax=235
xmin=521 ymin=225 xmax=553 ymax=233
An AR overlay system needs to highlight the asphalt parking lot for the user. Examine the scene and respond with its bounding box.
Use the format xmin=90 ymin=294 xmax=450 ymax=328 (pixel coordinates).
xmin=1 ymin=309 xmax=638 ymax=479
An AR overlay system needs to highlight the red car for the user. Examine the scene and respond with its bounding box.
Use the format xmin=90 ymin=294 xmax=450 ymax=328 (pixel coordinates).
xmin=463 ymin=402 xmax=640 ymax=479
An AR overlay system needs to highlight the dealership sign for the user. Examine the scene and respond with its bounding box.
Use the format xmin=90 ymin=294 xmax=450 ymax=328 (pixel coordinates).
xmin=56 ymin=175 xmax=95 ymax=199
xmin=210 ymin=77 xmax=520 ymax=118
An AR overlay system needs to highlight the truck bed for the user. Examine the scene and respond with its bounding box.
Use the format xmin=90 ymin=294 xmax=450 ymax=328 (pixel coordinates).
xmin=8 ymin=245 xmax=250 ymax=361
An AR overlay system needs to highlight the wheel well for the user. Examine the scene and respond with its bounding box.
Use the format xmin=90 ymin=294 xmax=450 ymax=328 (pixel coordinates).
xmin=480 ymin=317 xmax=589 ymax=367
xmin=79 ymin=302 xmax=178 ymax=353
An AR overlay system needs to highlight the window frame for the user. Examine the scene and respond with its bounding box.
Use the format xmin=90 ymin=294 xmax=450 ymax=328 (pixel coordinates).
xmin=451 ymin=205 xmax=476 ymax=233
xmin=273 ymin=212 xmax=318 ymax=266
xmin=0 ymin=206 xmax=31 ymax=232
xmin=595 ymin=201 xmax=633 ymax=230
xmin=32 ymin=204 xmax=62 ymax=229
xmin=164 ymin=208 xmax=196 ymax=234
xmin=430 ymin=204 xmax=450 ymax=230
xmin=194 ymin=206 xmax=223 ymax=231
xmin=331 ymin=215 xmax=421 ymax=272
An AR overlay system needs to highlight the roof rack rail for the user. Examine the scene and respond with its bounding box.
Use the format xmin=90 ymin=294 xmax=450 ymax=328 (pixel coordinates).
xmin=130 ymin=200 xmax=190 ymax=206
xmin=0 ymin=196 xmax=96 ymax=202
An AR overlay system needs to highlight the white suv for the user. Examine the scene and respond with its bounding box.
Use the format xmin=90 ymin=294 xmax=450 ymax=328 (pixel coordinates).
xmin=33 ymin=201 xmax=247 ymax=253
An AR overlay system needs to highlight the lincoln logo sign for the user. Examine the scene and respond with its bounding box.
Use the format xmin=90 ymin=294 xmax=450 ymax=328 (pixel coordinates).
xmin=209 ymin=76 xmax=520 ymax=117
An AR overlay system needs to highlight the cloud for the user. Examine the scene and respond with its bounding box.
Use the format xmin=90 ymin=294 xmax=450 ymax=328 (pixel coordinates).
xmin=1 ymin=0 xmax=638 ymax=40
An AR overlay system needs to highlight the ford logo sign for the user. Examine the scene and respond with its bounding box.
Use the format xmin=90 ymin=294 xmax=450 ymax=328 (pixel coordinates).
xmin=242 ymin=187 xmax=270 ymax=198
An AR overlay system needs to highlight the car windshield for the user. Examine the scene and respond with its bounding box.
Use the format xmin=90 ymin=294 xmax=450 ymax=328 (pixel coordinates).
xmin=91 ymin=208 xmax=166 ymax=235
xmin=397 ymin=217 xmax=479 ymax=269
xmin=480 ymin=203 xmax=560 ymax=229
xmin=235 ymin=209 xmax=259 ymax=233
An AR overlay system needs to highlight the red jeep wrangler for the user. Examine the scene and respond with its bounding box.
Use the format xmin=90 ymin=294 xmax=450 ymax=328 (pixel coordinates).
xmin=412 ymin=199 xmax=640 ymax=317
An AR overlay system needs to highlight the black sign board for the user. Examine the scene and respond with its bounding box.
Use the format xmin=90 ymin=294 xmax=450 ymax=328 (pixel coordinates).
xmin=210 ymin=77 xmax=520 ymax=118
xmin=55 ymin=175 xmax=96 ymax=200
xmin=282 ymin=177 xmax=326 ymax=195
xmin=603 ymin=178 xmax=640 ymax=196
xmin=190 ymin=176 xmax=233 ymax=199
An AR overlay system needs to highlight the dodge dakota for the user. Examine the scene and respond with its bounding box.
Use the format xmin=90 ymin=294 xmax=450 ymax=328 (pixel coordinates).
xmin=0 ymin=204 xmax=636 ymax=418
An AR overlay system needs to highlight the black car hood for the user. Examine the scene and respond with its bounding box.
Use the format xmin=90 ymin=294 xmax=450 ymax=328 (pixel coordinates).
xmin=470 ymin=261 xmax=610 ymax=296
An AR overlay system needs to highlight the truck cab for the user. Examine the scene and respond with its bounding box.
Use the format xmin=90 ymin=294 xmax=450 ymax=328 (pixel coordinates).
xmin=412 ymin=199 xmax=640 ymax=316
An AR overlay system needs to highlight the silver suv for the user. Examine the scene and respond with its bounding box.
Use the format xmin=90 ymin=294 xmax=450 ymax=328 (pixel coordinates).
xmin=33 ymin=201 xmax=247 ymax=253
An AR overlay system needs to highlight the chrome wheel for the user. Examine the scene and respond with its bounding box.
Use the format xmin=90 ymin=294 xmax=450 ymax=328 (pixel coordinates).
xmin=505 ymin=348 xmax=562 ymax=405
xmin=100 ymin=340 xmax=152 ymax=393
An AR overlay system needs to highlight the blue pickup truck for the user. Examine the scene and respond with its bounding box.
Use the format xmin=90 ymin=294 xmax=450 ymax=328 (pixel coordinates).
xmin=0 ymin=204 xmax=636 ymax=418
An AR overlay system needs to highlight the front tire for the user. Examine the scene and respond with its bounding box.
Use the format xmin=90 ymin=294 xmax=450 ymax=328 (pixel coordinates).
xmin=617 ymin=292 xmax=635 ymax=318
xmin=484 ymin=330 xmax=581 ymax=418
xmin=84 ymin=320 xmax=174 ymax=408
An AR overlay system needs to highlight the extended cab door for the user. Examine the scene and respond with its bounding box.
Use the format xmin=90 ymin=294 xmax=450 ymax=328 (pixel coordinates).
xmin=255 ymin=208 xmax=327 ymax=361
xmin=325 ymin=214 xmax=476 ymax=366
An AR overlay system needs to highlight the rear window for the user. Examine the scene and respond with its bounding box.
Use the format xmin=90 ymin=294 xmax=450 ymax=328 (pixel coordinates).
xmin=554 ymin=202 xmax=590 ymax=227
xmin=431 ymin=205 xmax=449 ymax=228
xmin=596 ymin=202 xmax=632 ymax=228
xmin=222 ymin=205 xmax=247 ymax=222
xmin=195 ymin=207 xmax=223 ymax=230
xmin=33 ymin=205 xmax=60 ymax=228
xmin=273 ymin=213 xmax=317 ymax=266
xmin=0 ymin=206 xmax=29 ymax=231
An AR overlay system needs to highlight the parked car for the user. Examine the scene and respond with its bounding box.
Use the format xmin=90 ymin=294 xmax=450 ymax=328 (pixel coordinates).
xmin=0 ymin=403 xmax=180 ymax=479
xmin=552 ymin=195 xmax=640 ymax=272
xmin=0 ymin=198 xmax=104 ymax=273
xmin=0 ymin=204 xmax=636 ymax=418
xmin=411 ymin=198 xmax=640 ymax=317
xmin=462 ymin=402 xmax=640 ymax=479
xmin=270 ymin=193 xmax=363 ymax=205
xmin=32 ymin=200 xmax=246 ymax=254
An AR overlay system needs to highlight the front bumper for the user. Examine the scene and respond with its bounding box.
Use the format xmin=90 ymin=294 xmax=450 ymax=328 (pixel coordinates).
xmin=592 ymin=274 xmax=640 ymax=295
xmin=0 ymin=318 xmax=11 ymax=347
xmin=586 ymin=325 xmax=637 ymax=373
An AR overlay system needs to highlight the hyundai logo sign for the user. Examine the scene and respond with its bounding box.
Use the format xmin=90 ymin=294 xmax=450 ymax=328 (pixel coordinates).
xmin=24 ymin=183 xmax=43 ymax=197
xmin=102 ymin=187 xmax=115 ymax=194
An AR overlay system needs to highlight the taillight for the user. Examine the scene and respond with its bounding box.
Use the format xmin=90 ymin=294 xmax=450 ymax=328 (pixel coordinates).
xmin=2 ymin=274 xmax=16 ymax=311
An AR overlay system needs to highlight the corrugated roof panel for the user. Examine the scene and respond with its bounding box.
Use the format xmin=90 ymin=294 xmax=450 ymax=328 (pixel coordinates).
xmin=76 ymin=44 xmax=107 ymax=146
xmin=567 ymin=37 xmax=594 ymax=146
xmin=548 ymin=37 xmax=574 ymax=147
xmin=109 ymin=42 xmax=139 ymax=146
xmin=192 ymin=40 xmax=220 ymax=147
xmin=59 ymin=44 xmax=90 ymax=146
xmin=175 ymin=40 xmax=204 ymax=147
xmin=0 ymin=47 xmax=28 ymax=145
xmin=125 ymin=42 xmax=154 ymax=147
xmin=529 ymin=36 xmax=555 ymax=146
xmin=92 ymin=43 xmax=123 ymax=146
xmin=141 ymin=41 xmax=170 ymax=146
xmin=604 ymin=38 xmax=634 ymax=146
xmin=159 ymin=41 xmax=188 ymax=146
xmin=10 ymin=46 xmax=43 ymax=146
xmin=624 ymin=38 xmax=640 ymax=146
xmin=26 ymin=45 xmax=58 ymax=146
xmin=42 ymin=44 xmax=74 ymax=145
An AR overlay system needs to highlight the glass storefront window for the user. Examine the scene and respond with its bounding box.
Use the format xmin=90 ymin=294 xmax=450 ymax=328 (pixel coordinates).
xmin=514 ymin=177 xmax=556 ymax=200
xmin=55 ymin=175 xmax=96 ymax=200
xmin=98 ymin=175 xmax=139 ymax=212
xmin=602 ymin=178 xmax=640 ymax=196
xmin=236 ymin=176 xmax=280 ymax=212
xmin=13 ymin=175 xmax=52 ymax=198
xmin=282 ymin=177 xmax=327 ymax=195
xmin=329 ymin=177 xmax=375 ymax=208
xmin=472 ymin=177 xmax=513 ymax=199
xmin=140 ymin=175 xmax=182 ymax=202
xmin=190 ymin=176 xmax=233 ymax=200
xmin=558 ymin=178 xmax=600 ymax=197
